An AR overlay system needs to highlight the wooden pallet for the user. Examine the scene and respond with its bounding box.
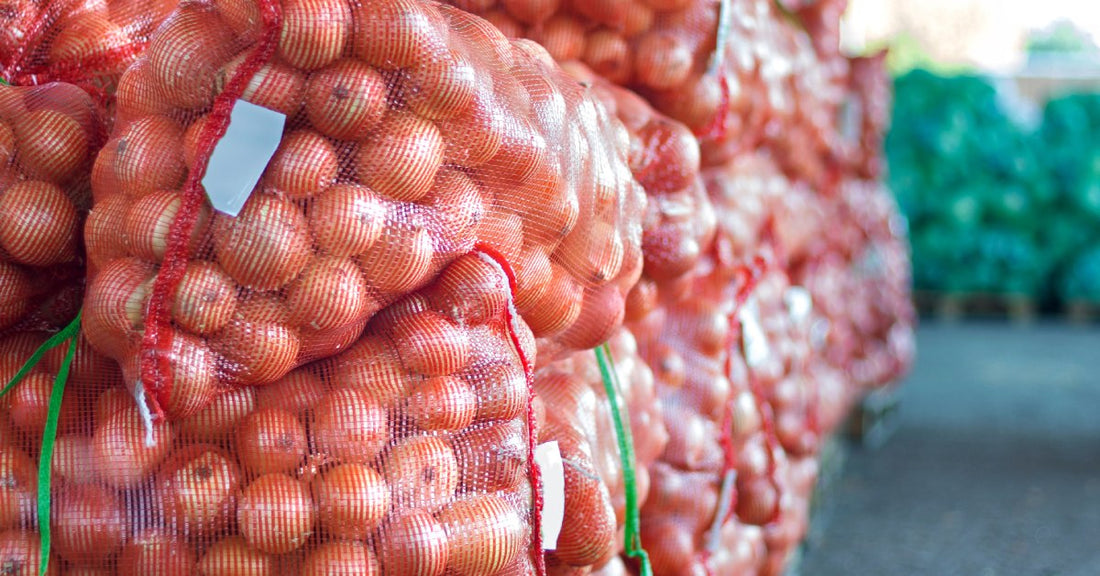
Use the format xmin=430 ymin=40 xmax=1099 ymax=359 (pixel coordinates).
xmin=846 ymin=385 xmax=902 ymax=450
xmin=914 ymin=291 xmax=1037 ymax=324
xmin=1063 ymin=300 xmax=1100 ymax=324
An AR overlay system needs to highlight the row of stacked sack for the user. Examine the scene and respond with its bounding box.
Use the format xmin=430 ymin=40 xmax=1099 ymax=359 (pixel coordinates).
xmin=0 ymin=0 xmax=914 ymax=574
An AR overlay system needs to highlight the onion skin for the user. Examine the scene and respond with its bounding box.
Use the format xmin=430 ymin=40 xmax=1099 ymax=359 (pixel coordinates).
xmin=237 ymin=473 xmax=316 ymax=555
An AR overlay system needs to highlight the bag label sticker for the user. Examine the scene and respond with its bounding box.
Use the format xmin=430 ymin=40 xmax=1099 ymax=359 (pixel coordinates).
xmin=535 ymin=441 xmax=565 ymax=550
xmin=739 ymin=298 xmax=770 ymax=368
xmin=202 ymin=99 xmax=286 ymax=217
xmin=784 ymin=286 xmax=813 ymax=324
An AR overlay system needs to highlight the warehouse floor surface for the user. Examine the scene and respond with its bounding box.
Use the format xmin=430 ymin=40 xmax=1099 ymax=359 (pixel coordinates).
xmin=801 ymin=321 xmax=1100 ymax=576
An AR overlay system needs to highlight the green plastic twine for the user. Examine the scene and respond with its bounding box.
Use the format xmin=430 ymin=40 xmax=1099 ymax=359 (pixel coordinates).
xmin=594 ymin=343 xmax=654 ymax=576
xmin=0 ymin=312 xmax=82 ymax=576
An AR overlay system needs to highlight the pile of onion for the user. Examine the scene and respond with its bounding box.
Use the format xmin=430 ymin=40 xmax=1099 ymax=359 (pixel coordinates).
xmin=0 ymin=0 xmax=175 ymax=97
xmin=3 ymin=252 xmax=541 ymax=575
xmin=533 ymin=324 xmax=668 ymax=571
xmin=0 ymin=82 xmax=100 ymax=335
xmin=82 ymin=0 xmax=645 ymax=419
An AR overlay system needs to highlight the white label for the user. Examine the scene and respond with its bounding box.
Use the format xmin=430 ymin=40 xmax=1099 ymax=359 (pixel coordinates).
xmin=707 ymin=469 xmax=737 ymax=552
xmin=202 ymin=99 xmax=286 ymax=217
xmin=784 ymin=286 xmax=813 ymax=325
xmin=738 ymin=299 xmax=770 ymax=368
xmin=534 ymin=441 xmax=565 ymax=550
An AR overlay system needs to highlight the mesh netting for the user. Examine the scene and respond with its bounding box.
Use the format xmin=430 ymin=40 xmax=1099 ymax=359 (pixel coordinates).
xmin=81 ymin=0 xmax=646 ymax=421
xmin=437 ymin=0 xmax=848 ymax=187
xmin=532 ymin=325 xmax=666 ymax=573
xmin=3 ymin=251 xmax=545 ymax=575
xmin=0 ymin=82 xmax=102 ymax=337
xmin=0 ymin=0 xmax=172 ymax=106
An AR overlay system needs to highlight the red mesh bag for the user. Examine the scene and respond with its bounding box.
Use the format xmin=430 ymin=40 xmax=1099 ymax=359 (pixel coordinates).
xmin=80 ymin=0 xmax=646 ymax=421
xmin=555 ymin=63 xmax=717 ymax=342
xmin=0 ymin=0 xmax=173 ymax=103
xmin=533 ymin=324 xmax=666 ymax=573
xmin=0 ymin=82 xmax=103 ymax=336
xmin=441 ymin=0 xmax=847 ymax=183
xmin=795 ymin=178 xmax=915 ymax=392
xmin=2 ymin=250 xmax=551 ymax=575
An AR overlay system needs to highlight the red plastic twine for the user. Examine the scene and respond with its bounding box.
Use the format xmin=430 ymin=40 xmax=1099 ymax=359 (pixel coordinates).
xmin=473 ymin=243 xmax=548 ymax=576
xmin=139 ymin=0 xmax=283 ymax=419
xmin=716 ymin=254 xmax=784 ymax=528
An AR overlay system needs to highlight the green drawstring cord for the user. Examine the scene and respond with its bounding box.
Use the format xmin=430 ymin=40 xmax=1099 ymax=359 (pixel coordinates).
xmin=0 ymin=312 xmax=82 ymax=576
xmin=594 ymin=343 xmax=654 ymax=576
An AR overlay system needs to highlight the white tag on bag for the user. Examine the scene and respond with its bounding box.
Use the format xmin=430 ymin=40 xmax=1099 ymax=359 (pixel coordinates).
xmin=202 ymin=99 xmax=285 ymax=217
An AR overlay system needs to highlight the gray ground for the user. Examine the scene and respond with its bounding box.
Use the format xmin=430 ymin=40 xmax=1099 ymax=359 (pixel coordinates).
xmin=801 ymin=321 xmax=1100 ymax=576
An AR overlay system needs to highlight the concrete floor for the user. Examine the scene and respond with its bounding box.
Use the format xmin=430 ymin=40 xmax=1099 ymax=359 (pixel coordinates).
xmin=801 ymin=321 xmax=1100 ymax=576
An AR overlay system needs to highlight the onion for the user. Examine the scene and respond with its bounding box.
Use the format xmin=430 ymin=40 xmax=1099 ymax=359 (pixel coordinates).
xmin=377 ymin=509 xmax=449 ymax=576
xmin=329 ymin=335 xmax=409 ymax=407
xmin=84 ymin=193 xmax=131 ymax=272
xmin=81 ymin=257 xmax=155 ymax=359
xmin=308 ymin=183 xmax=386 ymax=258
xmin=583 ymin=30 xmax=632 ymax=85
xmin=405 ymin=375 xmax=477 ymax=431
xmin=0 ymin=180 xmax=78 ymax=267
xmin=0 ymin=263 xmax=31 ymax=333
xmin=212 ymin=194 xmax=311 ymax=291
xmin=309 ymin=387 xmax=387 ymax=464
xmin=158 ymin=445 xmax=242 ymax=536
xmin=356 ymin=111 xmax=445 ymax=203
xmin=198 ymin=536 xmax=274 ymax=576
xmin=117 ymin=530 xmax=195 ymax=576
xmin=313 ymin=463 xmax=389 ymax=540
xmin=452 ymin=421 xmax=527 ymax=493
xmin=357 ymin=222 xmax=435 ymax=295
xmin=263 ymin=130 xmax=337 ymax=200
xmin=518 ymin=263 xmax=583 ymax=336
xmin=304 ymin=58 xmax=388 ymax=142
xmin=51 ymin=484 xmax=125 ymax=564
xmin=437 ymin=495 xmax=524 ymax=575
xmin=237 ymin=473 xmax=315 ymax=555
xmin=391 ymin=310 xmax=471 ymax=376
xmin=170 ymin=261 xmax=238 ymax=336
xmin=532 ymin=15 xmax=586 ymax=62
xmin=351 ymin=0 xmax=447 ymax=70
xmin=211 ymin=295 xmax=300 ymax=386
xmin=92 ymin=402 xmax=173 ymax=488
xmin=113 ymin=63 xmax=172 ymax=123
xmin=177 ymin=386 xmax=256 ymax=444
xmin=0 ymin=529 xmax=56 ymax=576
xmin=286 ymin=256 xmax=373 ymax=331
xmin=303 ymin=541 xmax=379 ymax=576
xmin=221 ymin=55 xmax=307 ymax=117
xmin=125 ymin=189 xmax=211 ymax=263
xmin=278 ymin=0 xmax=350 ymax=70
xmin=51 ymin=435 xmax=96 ymax=485
xmin=235 ymin=408 xmax=308 ymax=476
xmin=428 ymin=254 xmax=508 ymax=326
xmin=383 ymin=435 xmax=459 ymax=512
xmin=555 ymin=452 xmax=617 ymax=567
xmin=13 ymin=109 xmax=88 ymax=184
xmin=255 ymin=369 xmax=327 ymax=418
xmin=736 ymin=474 xmax=779 ymax=526
xmin=145 ymin=6 xmax=236 ymax=109
xmin=635 ymin=31 xmax=693 ymax=92
xmin=465 ymin=360 xmax=526 ymax=422
xmin=110 ymin=115 xmax=186 ymax=197
xmin=47 ymin=12 xmax=126 ymax=65
xmin=403 ymin=51 xmax=477 ymax=121
xmin=501 ymin=0 xmax=558 ymax=24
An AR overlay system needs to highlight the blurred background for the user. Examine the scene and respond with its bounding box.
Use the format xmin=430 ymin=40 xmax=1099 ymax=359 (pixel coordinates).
xmin=802 ymin=3 xmax=1100 ymax=575
xmin=851 ymin=0 xmax=1100 ymax=310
